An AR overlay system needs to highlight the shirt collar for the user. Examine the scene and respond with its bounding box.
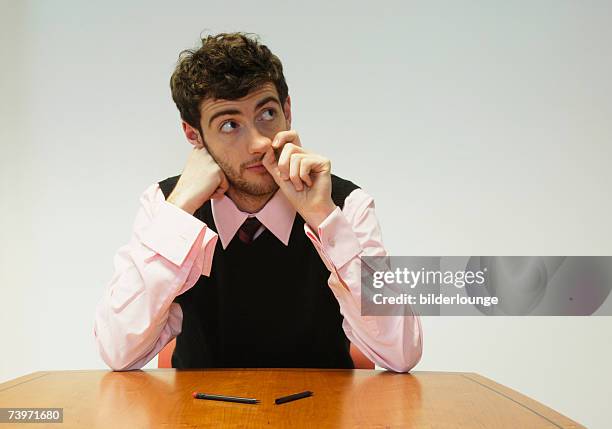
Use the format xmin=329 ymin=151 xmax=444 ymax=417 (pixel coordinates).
xmin=211 ymin=190 xmax=296 ymax=249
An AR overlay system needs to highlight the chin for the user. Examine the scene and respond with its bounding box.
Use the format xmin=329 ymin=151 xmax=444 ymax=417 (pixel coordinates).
xmin=256 ymin=178 xmax=279 ymax=195
xmin=235 ymin=174 xmax=278 ymax=196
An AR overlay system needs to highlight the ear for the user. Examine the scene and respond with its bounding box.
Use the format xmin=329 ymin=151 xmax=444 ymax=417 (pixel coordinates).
xmin=282 ymin=95 xmax=292 ymax=129
xmin=182 ymin=121 xmax=205 ymax=149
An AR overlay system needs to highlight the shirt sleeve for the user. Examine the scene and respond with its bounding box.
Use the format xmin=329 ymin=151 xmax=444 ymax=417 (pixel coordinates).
xmin=93 ymin=183 xmax=218 ymax=370
xmin=304 ymin=188 xmax=423 ymax=373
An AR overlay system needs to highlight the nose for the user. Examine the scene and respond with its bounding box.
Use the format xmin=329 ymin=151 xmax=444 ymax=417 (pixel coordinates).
xmin=246 ymin=127 xmax=272 ymax=155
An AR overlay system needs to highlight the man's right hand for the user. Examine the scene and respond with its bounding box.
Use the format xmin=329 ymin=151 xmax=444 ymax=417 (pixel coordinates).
xmin=167 ymin=146 xmax=229 ymax=215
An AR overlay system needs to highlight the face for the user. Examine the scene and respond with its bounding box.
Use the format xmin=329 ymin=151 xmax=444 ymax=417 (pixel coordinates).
xmin=185 ymin=82 xmax=291 ymax=198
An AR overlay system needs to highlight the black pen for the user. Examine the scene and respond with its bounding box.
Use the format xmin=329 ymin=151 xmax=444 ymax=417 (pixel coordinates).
xmin=192 ymin=391 xmax=259 ymax=404
xmin=275 ymin=390 xmax=313 ymax=405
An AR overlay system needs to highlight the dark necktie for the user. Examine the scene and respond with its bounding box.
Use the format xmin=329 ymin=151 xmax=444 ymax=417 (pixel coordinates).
xmin=237 ymin=217 xmax=262 ymax=244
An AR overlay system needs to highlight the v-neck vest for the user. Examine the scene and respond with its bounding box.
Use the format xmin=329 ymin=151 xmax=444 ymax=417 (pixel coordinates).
xmin=158 ymin=174 xmax=360 ymax=369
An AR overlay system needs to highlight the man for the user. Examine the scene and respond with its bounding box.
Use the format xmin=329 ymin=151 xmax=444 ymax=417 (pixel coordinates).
xmin=94 ymin=32 xmax=422 ymax=372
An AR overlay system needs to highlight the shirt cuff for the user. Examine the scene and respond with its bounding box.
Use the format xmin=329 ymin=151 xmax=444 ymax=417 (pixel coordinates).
xmin=201 ymin=228 xmax=218 ymax=277
xmin=304 ymin=206 xmax=362 ymax=270
xmin=140 ymin=201 xmax=207 ymax=266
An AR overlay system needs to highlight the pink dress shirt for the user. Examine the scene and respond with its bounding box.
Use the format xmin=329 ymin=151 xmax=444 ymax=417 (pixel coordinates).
xmin=94 ymin=182 xmax=423 ymax=372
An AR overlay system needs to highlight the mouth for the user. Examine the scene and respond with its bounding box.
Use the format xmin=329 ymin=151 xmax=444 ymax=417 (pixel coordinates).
xmin=245 ymin=163 xmax=267 ymax=173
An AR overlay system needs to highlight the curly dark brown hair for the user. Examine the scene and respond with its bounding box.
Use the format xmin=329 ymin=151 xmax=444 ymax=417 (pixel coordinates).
xmin=170 ymin=32 xmax=289 ymax=134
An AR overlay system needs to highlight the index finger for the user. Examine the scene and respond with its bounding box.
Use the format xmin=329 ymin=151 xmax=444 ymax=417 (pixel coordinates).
xmin=272 ymin=130 xmax=301 ymax=149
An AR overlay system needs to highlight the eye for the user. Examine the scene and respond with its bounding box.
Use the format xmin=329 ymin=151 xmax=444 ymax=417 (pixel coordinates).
xmin=259 ymin=108 xmax=276 ymax=121
xmin=220 ymin=120 xmax=239 ymax=133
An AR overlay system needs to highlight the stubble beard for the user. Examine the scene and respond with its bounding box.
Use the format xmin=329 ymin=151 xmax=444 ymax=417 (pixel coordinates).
xmin=215 ymin=156 xmax=278 ymax=198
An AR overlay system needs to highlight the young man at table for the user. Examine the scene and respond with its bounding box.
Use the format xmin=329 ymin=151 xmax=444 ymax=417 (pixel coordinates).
xmin=94 ymin=33 xmax=422 ymax=372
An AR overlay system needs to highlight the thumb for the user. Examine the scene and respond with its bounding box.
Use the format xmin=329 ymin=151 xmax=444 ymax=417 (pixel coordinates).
xmin=210 ymin=169 xmax=230 ymax=200
xmin=210 ymin=189 xmax=225 ymax=200
xmin=218 ymin=169 xmax=230 ymax=193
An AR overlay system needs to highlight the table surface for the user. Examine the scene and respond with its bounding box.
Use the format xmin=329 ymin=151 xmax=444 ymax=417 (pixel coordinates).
xmin=0 ymin=369 xmax=583 ymax=428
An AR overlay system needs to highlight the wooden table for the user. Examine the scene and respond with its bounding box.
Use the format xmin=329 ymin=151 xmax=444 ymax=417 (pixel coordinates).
xmin=0 ymin=369 xmax=583 ymax=428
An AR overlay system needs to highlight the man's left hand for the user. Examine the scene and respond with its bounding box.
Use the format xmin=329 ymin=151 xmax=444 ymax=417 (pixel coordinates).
xmin=262 ymin=130 xmax=336 ymax=231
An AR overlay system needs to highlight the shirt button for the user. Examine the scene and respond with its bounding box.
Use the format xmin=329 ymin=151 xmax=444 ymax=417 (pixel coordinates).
xmin=328 ymin=237 xmax=335 ymax=246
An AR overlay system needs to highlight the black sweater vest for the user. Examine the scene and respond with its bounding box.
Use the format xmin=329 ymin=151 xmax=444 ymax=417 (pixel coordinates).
xmin=158 ymin=174 xmax=360 ymax=369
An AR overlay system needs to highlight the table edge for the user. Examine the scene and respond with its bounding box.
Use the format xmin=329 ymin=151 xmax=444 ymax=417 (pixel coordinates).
xmin=462 ymin=373 xmax=585 ymax=429
xmin=0 ymin=372 xmax=50 ymax=393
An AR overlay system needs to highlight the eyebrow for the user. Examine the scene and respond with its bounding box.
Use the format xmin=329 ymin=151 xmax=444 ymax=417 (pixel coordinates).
xmin=207 ymin=96 xmax=282 ymax=128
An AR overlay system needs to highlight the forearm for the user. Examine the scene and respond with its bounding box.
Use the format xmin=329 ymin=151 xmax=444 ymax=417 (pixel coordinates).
xmin=94 ymin=232 xmax=206 ymax=370
xmin=305 ymin=189 xmax=423 ymax=372
xmin=93 ymin=184 xmax=217 ymax=370
xmin=330 ymin=269 xmax=423 ymax=372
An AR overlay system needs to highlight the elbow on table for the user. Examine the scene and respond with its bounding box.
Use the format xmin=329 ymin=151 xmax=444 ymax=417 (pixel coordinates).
xmin=392 ymin=346 xmax=423 ymax=373
xmin=383 ymin=325 xmax=424 ymax=373
xmin=100 ymin=348 xmax=144 ymax=372
xmin=94 ymin=327 xmax=144 ymax=372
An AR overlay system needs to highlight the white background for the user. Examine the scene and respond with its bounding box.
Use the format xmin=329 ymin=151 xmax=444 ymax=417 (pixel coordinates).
xmin=1 ymin=1 xmax=611 ymax=427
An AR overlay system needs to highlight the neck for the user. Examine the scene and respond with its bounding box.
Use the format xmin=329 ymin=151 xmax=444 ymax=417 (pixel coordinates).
xmin=226 ymin=188 xmax=276 ymax=213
